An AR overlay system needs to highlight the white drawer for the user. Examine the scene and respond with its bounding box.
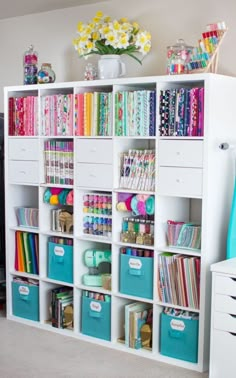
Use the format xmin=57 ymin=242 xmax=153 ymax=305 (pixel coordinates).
xmin=76 ymin=139 xmax=112 ymax=164
xmin=76 ymin=163 xmax=113 ymax=189
xmin=158 ymin=167 xmax=202 ymax=197
xmin=214 ymin=275 xmax=236 ymax=296
xmin=214 ymin=311 xmax=236 ymax=332
xmin=9 ymin=161 xmax=39 ymax=184
xmin=210 ymin=329 xmax=236 ymax=378
xmin=214 ymin=294 xmax=236 ymax=315
xmin=8 ymin=138 xmax=39 ymax=160
xmin=159 ymin=140 xmax=203 ymax=168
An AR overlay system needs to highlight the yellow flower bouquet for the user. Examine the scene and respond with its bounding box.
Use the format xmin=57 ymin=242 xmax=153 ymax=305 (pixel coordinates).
xmin=73 ymin=11 xmax=151 ymax=64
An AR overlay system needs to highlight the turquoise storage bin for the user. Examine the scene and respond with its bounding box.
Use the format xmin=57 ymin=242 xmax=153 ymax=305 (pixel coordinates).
xmin=160 ymin=312 xmax=199 ymax=363
xmin=48 ymin=242 xmax=73 ymax=283
xmin=12 ymin=281 xmax=39 ymax=321
xmin=119 ymin=254 xmax=153 ymax=299
xmin=81 ymin=296 xmax=111 ymax=341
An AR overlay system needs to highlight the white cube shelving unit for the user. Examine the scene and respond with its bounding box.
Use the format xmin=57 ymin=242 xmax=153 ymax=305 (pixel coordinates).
xmin=4 ymin=73 xmax=236 ymax=372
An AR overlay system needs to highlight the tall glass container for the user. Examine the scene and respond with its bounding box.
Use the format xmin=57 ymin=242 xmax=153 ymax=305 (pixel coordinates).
xmin=23 ymin=45 xmax=38 ymax=85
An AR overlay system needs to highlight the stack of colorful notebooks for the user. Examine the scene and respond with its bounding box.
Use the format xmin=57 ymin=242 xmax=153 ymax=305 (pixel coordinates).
xmin=15 ymin=231 xmax=39 ymax=274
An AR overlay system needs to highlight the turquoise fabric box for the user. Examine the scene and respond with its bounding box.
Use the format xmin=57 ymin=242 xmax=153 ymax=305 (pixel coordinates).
xmin=81 ymin=296 xmax=111 ymax=341
xmin=48 ymin=242 xmax=73 ymax=283
xmin=160 ymin=312 xmax=199 ymax=363
xmin=119 ymin=254 xmax=153 ymax=299
xmin=12 ymin=281 xmax=39 ymax=321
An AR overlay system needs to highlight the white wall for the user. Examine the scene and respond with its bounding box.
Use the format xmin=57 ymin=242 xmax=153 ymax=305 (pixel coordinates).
xmin=0 ymin=0 xmax=235 ymax=111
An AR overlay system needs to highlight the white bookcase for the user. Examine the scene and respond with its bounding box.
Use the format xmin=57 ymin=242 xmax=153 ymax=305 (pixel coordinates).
xmin=4 ymin=73 xmax=236 ymax=372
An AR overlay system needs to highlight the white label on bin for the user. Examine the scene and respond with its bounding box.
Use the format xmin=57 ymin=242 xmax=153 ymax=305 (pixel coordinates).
xmin=90 ymin=301 xmax=101 ymax=312
xmin=170 ymin=319 xmax=185 ymax=331
xmin=19 ymin=286 xmax=29 ymax=295
xmin=128 ymin=258 xmax=142 ymax=270
xmin=54 ymin=246 xmax=65 ymax=256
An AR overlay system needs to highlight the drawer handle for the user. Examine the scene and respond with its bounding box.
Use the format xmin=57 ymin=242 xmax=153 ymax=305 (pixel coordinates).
xmin=89 ymin=174 xmax=96 ymax=178
xmin=176 ymin=151 xmax=181 ymax=156
xmin=90 ymin=149 xmax=96 ymax=153
xmin=19 ymin=171 xmax=26 ymax=174
xmin=21 ymin=148 xmax=26 ymax=152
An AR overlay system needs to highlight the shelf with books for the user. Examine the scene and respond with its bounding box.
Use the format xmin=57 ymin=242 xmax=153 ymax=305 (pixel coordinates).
xmin=4 ymin=74 xmax=236 ymax=372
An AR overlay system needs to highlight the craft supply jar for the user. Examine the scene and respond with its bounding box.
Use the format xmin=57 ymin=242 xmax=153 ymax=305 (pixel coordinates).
xmin=166 ymin=39 xmax=193 ymax=75
xmin=37 ymin=63 xmax=56 ymax=84
xmin=23 ymin=45 xmax=38 ymax=85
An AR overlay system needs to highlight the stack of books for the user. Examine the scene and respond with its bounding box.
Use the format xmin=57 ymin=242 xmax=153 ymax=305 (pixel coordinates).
xmin=124 ymin=302 xmax=153 ymax=350
xmin=51 ymin=286 xmax=73 ymax=329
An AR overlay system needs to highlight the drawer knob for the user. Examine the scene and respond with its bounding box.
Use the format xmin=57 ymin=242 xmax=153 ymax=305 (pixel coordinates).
xmin=176 ymin=151 xmax=181 ymax=156
xmin=21 ymin=148 xmax=26 ymax=152
xmin=176 ymin=178 xmax=183 ymax=183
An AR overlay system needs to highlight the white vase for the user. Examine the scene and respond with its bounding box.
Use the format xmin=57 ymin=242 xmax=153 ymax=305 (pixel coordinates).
xmin=98 ymin=54 xmax=126 ymax=79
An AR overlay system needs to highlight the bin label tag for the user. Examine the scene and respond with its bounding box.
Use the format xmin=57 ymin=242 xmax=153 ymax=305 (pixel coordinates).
xmin=129 ymin=258 xmax=142 ymax=269
xmin=19 ymin=286 xmax=29 ymax=295
xmin=90 ymin=301 xmax=101 ymax=312
xmin=54 ymin=246 xmax=65 ymax=256
xmin=170 ymin=319 xmax=185 ymax=331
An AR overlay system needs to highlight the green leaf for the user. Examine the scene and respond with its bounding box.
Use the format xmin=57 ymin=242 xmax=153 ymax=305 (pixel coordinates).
xmin=125 ymin=52 xmax=142 ymax=64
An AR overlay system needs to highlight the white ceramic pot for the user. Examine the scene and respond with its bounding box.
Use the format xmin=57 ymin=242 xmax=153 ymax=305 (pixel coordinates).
xmin=98 ymin=54 xmax=126 ymax=79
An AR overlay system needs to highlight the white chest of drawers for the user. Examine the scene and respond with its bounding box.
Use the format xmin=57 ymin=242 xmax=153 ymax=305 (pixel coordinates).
xmin=210 ymin=258 xmax=236 ymax=378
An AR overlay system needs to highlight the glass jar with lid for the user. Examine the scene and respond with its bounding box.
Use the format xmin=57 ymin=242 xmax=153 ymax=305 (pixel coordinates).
xmin=23 ymin=45 xmax=38 ymax=85
xmin=37 ymin=63 xmax=56 ymax=84
xmin=166 ymin=39 xmax=193 ymax=75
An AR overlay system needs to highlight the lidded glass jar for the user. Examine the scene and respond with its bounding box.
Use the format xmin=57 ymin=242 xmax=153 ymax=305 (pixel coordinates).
xmin=23 ymin=45 xmax=38 ymax=85
xmin=37 ymin=63 xmax=56 ymax=84
xmin=166 ymin=39 xmax=193 ymax=75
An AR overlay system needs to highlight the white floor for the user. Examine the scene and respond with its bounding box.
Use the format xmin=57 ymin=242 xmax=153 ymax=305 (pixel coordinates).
xmin=0 ymin=312 xmax=209 ymax=378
